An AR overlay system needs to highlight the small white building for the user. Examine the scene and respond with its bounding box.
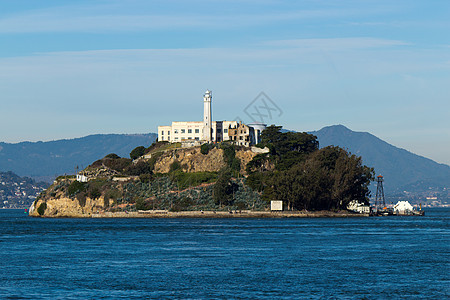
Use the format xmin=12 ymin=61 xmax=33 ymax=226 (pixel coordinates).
xmin=271 ymin=200 xmax=283 ymax=211
xmin=76 ymin=174 xmax=88 ymax=183
xmin=347 ymin=200 xmax=370 ymax=214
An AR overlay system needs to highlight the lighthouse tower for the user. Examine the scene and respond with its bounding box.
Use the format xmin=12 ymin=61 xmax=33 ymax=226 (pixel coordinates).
xmin=203 ymin=90 xmax=212 ymax=142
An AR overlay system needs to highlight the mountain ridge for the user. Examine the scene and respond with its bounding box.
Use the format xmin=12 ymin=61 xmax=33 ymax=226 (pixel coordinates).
xmin=1 ymin=126 xmax=448 ymax=193
xmin=0 ymin=133 xmax=157 ymax=182
xmin=309 ymin=125 xmax=450 ymax=191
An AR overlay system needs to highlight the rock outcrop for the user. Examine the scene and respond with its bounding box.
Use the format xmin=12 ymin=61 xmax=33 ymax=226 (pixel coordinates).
xmin=30 ymin=196 xmax=112 ymax=217
xmin=154 ymin=147 xmax=226 ymax=173
xmin=153 ymin=146 xmax=258 ymax=174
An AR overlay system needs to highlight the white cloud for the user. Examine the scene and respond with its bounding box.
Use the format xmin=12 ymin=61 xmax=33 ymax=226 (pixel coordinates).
xmin=263 ymin=37 xmax=410 ymax=50
xmin=0 ymin=3 xmax=353 ymax=33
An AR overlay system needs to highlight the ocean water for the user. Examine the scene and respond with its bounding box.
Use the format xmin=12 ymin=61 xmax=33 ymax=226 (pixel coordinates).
xmin=0 ymin=209 xmax=448 ymax=299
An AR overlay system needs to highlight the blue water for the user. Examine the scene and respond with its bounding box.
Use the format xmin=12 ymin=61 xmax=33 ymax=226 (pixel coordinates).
xmin=0 ymin=209 xmax=448 ymax=299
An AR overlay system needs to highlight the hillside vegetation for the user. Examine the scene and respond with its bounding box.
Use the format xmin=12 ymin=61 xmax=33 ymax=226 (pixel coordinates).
xmin=31 ymin=126 xmax=374 ymax=216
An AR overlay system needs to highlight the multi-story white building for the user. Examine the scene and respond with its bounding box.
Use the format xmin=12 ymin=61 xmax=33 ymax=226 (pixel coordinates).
xmin=158 ymin=90 xmax=266 ymax=146
xmin=158 ymin=120 xmax=238 ymax=143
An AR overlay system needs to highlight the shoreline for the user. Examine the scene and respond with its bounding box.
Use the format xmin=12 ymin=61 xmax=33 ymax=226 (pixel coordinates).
xmin=35 ymin=210 xmax=370 ymax=218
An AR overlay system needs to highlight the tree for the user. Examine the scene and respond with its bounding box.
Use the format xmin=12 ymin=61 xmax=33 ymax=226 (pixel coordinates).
xmin=130 ymin=146 xmax=146 ymax=160
xmin=125 ymin=161 xmax=153 ymax=176
xmin=323 ymin=147 xmax=374 ymax=207
xmin=258 ymin=125 xmax=319 ymax=170
xmin=221 ymin=143 xmax=241 ymax=176
xmin=201 ymin=143 xmax=214 ymax=155
xmin=105 ymin=153 xmax=120 ymax=159
xmin=213 ymin=169 xmax=238 ymax=207
xmin=262 ymin=145 xmax=374 ymax=211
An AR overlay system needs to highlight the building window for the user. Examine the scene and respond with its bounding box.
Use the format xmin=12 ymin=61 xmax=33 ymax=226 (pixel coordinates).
xmin=188 ymin=129 xmax=192 ymax=133
xmin=224 ymin=129 xmax=228 ymax=133
xmin=168 ymin=131 xmax=170 ymax=135
xmin=195 ymin=137 xmax=199 ymax=140
xmin=175 ymin=137 xmax=178 ymax=140
xmin=195 ymin=129 xmax=199 ymax=133
xmin=174 ymin=129 xmax=178 ymax=134
xmin=161 ymin=131 xmax=164 ymax=135
xmin=181 ymin=129 xmax=185 ymax=134
xmin=240 ymin=136 xmax=243 ymax=140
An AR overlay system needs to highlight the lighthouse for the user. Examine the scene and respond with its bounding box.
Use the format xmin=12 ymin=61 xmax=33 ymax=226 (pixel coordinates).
xmin=203 ymin=90 xmax=212 ymax=142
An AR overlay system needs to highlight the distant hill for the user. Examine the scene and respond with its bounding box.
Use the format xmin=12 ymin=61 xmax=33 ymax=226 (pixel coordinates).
xmin=1 ymin=127 xmax=449 ymax=193
xmin=310 ymin=125 xmax=450 ymax=192
xmin=0 ymin=133 xmax=157 ymax=182
xmin=0 ymin=171 xmax=48 ymax=208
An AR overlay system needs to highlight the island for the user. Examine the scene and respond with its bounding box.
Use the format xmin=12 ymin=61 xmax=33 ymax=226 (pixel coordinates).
xmin=29 ymin=125 xmax=374 ymax=218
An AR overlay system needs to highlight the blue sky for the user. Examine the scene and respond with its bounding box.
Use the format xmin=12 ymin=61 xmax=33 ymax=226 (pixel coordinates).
xmin=0 ymin=0 xmax=449 ymax=164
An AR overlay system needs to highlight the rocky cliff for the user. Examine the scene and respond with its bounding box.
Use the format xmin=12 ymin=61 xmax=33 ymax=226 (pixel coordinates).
xmin=152 ymin=147 xmax=258 ymax=174
xmin=30 ymin=195 xmax=112 ymax=217
xmin=154 ymin=147 xmax=226 ymax=173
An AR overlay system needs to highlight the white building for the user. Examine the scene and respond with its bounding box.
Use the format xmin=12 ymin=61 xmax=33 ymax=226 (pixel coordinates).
xmin=271 ymin=200 xmax=283 ymax=211
xmin=393 ymin=201 xmax=414 ymax=215
xmin=158 ymin=120 xmax=239 ymax=143
xmin=347 ymin=200 xmax=370 ymax=214
xmin=76 ymin=174 xmax=88 ymax=183
xmin=158 ymin=90 xmax=266 ymax=146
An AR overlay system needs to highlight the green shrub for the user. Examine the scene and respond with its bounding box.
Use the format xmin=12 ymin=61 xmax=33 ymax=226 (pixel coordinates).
xmin=86 ymin=179 xmax=109 ymax=199
xmin=169 ymin=161 xmax=182 ymax=173
xmin=235 ymin=200 xmax=247 ymax=210
xmin=89 ymin=186 xmax=101 ymax=199
xmin=67 ymin=181 xmax=87 ymax=196
xmin=136 ymin=198 xmax=152 ymax=211
xmin=124 ymin=161 xmax=153 ymax=176
xmin=170 ymin=196 xmax=194 ymax=212
xmin=213 ymin=169 xmax=239 ymax=207
xmin=104 ymin=188 xmax=121 ymax=206
xmin=103 ymin=157 xmax=132 ymax=172
xmin=105 ymin=153 xmax=121 ymax=159
xmin=221 ymin=143 xmax=241 ymax=174
xmin=200 ymin=143 xmax=214 ymax=155
xmin=55 ymin=175 xmax=75 ymax=181
xmin=170 ymin=171 xmax=218 ymax=190
xmin=37 ymin=202 xmax=47 ymax=216
xmin=145 ymin=141 xmax=169 ymax=154
xmin=90 ymin=159 xmax=103 ymax=168
xmin=148 ymin=152 xmax=163 ymax=172
xmin=139 ymin=173 xmax=152 ymax=183
xmin=130 ymin=146 xmax=146 ymax=160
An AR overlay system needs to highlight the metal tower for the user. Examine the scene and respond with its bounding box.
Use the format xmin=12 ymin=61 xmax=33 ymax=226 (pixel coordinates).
xmin=375 ymin=175 xmax=386 ymax=210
